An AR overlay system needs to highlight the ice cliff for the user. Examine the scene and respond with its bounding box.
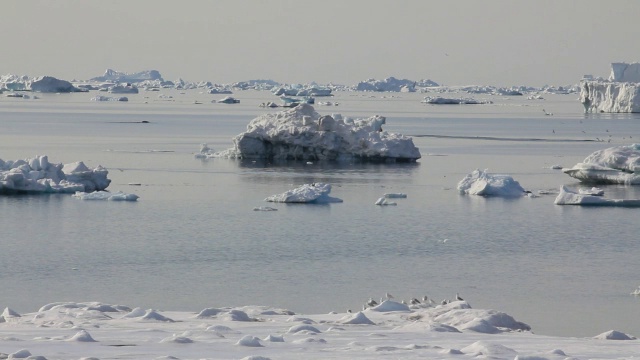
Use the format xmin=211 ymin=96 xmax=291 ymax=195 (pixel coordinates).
xmin=580 ymin=62 xmax=640 ymax=113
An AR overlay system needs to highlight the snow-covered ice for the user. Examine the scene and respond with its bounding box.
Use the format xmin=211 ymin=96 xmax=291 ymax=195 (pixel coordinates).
xmin=90 ymin=95 xmax=128 ymax=102
xmin=0 ymin=299 xmax=636 ymax=360
xmin=264 ymin=183 xmax=343 ymax=203
xmin=563 ymin=144 xmax=640 ymax=184
xmin=0 ymin=155 xmax=110 ymax=194
xmin=457 ymin=169 xmax=526 ymax=197
xmin=554 ymin=186 xmax=640 ymax=206
xmin=72 ymin=190 xmax=139 ymax=201
xmin=211 ymin=104 xmax=421 ymax=162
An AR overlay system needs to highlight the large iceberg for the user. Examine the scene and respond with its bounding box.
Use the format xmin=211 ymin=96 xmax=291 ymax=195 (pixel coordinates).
xmin=0 ymin=155 xmax=110 ymax=194
xmin=212 ymin=104 xmax=421 ymax=162
xmin=580 ymin=62 xmax=640 ymax=113
xmin=563 ymin=144 xmax=640 ymax=184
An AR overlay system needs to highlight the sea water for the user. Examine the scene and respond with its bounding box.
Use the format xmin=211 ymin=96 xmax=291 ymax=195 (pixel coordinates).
xmin=1 ymin=90 xmax=639 ymax=337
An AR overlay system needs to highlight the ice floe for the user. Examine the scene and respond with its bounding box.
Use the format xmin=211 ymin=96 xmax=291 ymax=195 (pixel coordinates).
xmin=422 ymin=96 xmax=492 ymax=105
xmin=90 ymin=95 xmax=128 ymax=102
xmin=72 ymin=191 xmax=139 ymax=201
xmin=554 ymin=186 xmax=640 ymax=206
xmin=211 ymin=104 xmax=421 ymax=162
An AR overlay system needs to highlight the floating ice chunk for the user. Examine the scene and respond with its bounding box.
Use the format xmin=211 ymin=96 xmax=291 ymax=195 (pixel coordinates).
xmin=215 ymin=96 xmax=240 ymax=104
xmin=457 ymin=169 xmax=526 ymax=197
xmin=91 ymin=95 xmax=128 ymax=102
xmin=578 ymin=187 xmax=605 ymax=196
xmin=554 ymin=186 xmax=640 ymax=206
xmin=108 ymin=83 xmax=139 ymax=94
xmin=384 ymin=193 xmax=407 ymax=198
xmin=72 ymin=191 xmax=139 ymax=201
xmin=374 ymin=197 xmax=397 ymax=206
xmin=213 ymin=104 xmax=420 ymax=162
xmin=564 ymin=144 xmax=640 ymax=184
xmin=593 ymin=330 xmax=637 ymax=340
xmin=265 ymin=183 xmax=343 ymax=203
xmin=253 ymin=206 xmax=278 ymax=211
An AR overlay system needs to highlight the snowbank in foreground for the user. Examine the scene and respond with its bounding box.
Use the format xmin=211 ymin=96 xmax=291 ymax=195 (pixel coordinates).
xmin=563 ymin=144 xmax=640 ymax=184
xmin=0 ymin=155 xmax=110 ymax=194
xmin=457 ymin=169 xmax=526 ymax=196
xmin=264 ymin=183 xmax=343 ymax=203
xmin=0 ymin=300 xmax=636 ymax=360
xmin=210 ymin=104 xmax=421 ymax=162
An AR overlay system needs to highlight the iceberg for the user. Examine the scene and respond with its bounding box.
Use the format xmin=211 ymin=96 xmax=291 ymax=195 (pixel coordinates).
xmin=0 ymin=74 xmax=83 ymax=93
xmin=212 ymin=104 xmax=421 ymax=162
xmin=72 ymin=191 xmax=139 ymax=201
xmin=108 ymin=83 xmax=139 ymax=94
xmin=563 ymin=144 xmax=640 ymax=184
xmin=0 ymin=155 xmax=110 ymax=194
xmin=356 ymin=77 xmax=422 ymax=92
xmin=457 ymin=169 xmax=526 ymax=197
xmin=264 ymin=183 xmax=343 ymax=203
xmin=91 ymin=69 xmax=163 ymax=83
xmin=580 ymin=62 xmax=640 ymax=113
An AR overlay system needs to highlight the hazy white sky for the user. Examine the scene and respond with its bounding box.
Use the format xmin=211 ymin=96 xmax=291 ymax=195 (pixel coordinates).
xmin=3 ymin=0 xmax=639 ymax=86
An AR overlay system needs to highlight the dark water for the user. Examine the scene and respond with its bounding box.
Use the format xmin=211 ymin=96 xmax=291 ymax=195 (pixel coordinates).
xmin=1 ymin=90 xmax=639 ymax=338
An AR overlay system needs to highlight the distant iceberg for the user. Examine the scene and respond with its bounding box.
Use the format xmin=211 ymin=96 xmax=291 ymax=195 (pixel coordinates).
xmin=211 ymin=104 xmax=421 ymax=162
xmin=91 ymin=69 xmax=163 ymax=83
xmin=1 ymin=74 xmax=83 ymax=93
xmin=580 ymin=62 xmax=640 ymax=113
xmin=0 ymin=155 xmax=110 ymax=194
xmin=356 ymin=77 xmax=421 ymax=92
xmin=108 ymin=83 xmax=139 ymax=94
xmin=422 ymin=96 xmax=492 ymax=105
xmin=563 ymin=144 xmax=640 ymax=184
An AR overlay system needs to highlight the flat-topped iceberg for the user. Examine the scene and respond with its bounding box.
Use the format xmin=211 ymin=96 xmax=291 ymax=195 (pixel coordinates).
xmin=457 ymin=169 xmax=526 ymax=197
xmin=563 ymin=144 xmax=640 ymax=184
xmin=213 ymin=104 xmax=421 ymax=162
xmin=580 ymin=62 xmax=640 ymax=113
xmin=264 ymin=183 xmax=343 ymax=203
xmin=0 ymin=155 xmax=110 ymax=194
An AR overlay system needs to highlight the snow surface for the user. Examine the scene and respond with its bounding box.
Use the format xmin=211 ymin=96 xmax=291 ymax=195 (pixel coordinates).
xmin=0 ymin=300 xmax=637 ymax=360
xmin=264 ymin=183 xmax=343 ymax=203
xmin=0 ymin=155 xmax=110 ymax=194
xmin=211 ymin=104 xmax=421 ymax=162
xmin=457 ymin=169 xmax=526 ymax=197
xmin=563 ymin=144 xmax=640 ymax=184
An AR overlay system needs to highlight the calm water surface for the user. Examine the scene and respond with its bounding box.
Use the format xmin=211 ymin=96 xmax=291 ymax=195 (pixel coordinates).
xmin=1 ymin=90 xmax=639 ymax=337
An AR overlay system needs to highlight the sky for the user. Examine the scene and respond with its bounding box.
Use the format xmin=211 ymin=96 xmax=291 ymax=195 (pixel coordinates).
xmin=3 ymin=0 xmax=639 ymax=87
